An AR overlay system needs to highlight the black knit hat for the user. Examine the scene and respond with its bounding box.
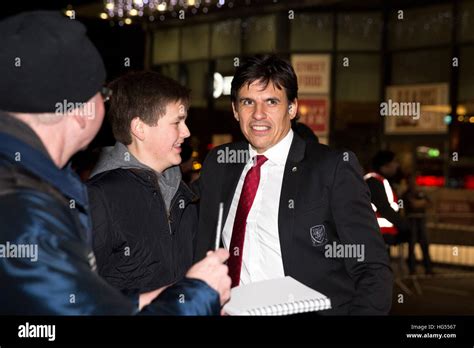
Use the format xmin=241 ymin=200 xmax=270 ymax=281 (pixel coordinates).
xmin=372 ymin=150 xmax=396 ymax=172
xmin=0 ymin=11 xmax=106 ymax=113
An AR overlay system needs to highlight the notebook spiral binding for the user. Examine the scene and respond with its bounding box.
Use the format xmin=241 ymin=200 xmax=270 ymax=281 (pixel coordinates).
xmin=247 ymin=298 xmax=331 ymax=316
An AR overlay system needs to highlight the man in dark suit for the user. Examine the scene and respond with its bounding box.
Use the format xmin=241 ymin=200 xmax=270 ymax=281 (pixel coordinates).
xmin=195 ymin=55 xmax=392 ymax=315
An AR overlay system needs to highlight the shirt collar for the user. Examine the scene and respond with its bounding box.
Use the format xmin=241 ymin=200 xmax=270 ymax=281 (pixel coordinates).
xmin=248 ymin=129 xmax=294 ymax=166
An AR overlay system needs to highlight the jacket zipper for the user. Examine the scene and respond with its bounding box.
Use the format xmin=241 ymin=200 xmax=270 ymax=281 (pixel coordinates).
xmin=167 ymin=193 xmax=181 ymax=234
xmin=156 ymin=185 xmax=182 ymax=278
xmin=155 ymin=184 xmax=176 ymax=235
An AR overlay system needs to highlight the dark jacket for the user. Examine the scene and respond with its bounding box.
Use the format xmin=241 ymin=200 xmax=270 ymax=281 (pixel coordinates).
xmin=0 ymin=113 xmax=219 ymax=315
xmin=87 ymin=165 xmax=198 ymax=293
xmin=195 ymin=133 xmax=393 ymax=315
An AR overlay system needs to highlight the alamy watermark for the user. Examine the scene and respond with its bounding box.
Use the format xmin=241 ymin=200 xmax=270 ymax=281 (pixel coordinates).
xmin=18 ymin=322 xmax=55 ymax=341
xmin=0 ymin=241 xmax=38 ymax=262
xmin=55 ymin=99 xmax=97 ymax=119
xmin=380 ymin=99 xmax=420 ymax=120
xmin=217 ymin=148 xmax=251 ymax=164
xmin=324 ymin=242 xmax=365 ymax=262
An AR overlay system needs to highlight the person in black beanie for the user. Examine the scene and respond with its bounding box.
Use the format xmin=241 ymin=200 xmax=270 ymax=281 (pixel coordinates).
xmin=0 ymin=11 xmax=230 ymax=315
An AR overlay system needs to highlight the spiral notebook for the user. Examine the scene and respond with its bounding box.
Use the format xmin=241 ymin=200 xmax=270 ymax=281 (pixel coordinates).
xmin=223 ymin=276 xmax=331 ymax=316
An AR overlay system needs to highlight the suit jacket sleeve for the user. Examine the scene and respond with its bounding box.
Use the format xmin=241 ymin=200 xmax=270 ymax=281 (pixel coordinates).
xmin=329 ymin=151 xmax=393 ymax=315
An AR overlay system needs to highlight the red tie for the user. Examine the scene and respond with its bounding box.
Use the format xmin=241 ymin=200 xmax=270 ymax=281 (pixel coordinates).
xmin=228 ymin=155 xmax=268 ymax=287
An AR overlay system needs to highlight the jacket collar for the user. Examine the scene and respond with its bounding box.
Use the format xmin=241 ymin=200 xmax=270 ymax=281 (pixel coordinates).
xmin=0 ymin=129 xmax=88 ymax=211
xmin=287 ymin=131 xmax=306 ymax=164
xmin=0 ymin=112 xmax=50 ymax=158
xmin=249 ymin=129 xmax=294 ymax=166
xmin=128 ymin=168 xmax=198 ymax=203
xmin=218 ymin=133 xmax=306 ymax=233
xmin=220 ymin=132 xmax=306 ymax=186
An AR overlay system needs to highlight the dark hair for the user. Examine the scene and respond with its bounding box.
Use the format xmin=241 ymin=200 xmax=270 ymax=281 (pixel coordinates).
xmin=108 ymin=71 xmax=190 ymax=145
xmin=372 ymin=150 xmax=396 ymax=172
xmin=231 ymin=54 xmax=298 ymax=104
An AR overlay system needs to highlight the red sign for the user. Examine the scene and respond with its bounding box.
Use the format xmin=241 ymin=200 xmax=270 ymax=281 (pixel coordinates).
xmin=416 ymin=175 xmax=445 ymax=187
xmin=297 ymin=98 xmax=329 ymax=134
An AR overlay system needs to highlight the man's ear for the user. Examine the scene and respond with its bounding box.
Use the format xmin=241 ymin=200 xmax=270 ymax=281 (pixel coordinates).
xmin=73 ymin=114 xmax=86 ymax=129
xmin=130 ymin=117 xmax=145 ymax=141
xmin=231 ymin=102 xmax=240 ymax=122
xmin=288 ymin=99 xmax=298 ymax=120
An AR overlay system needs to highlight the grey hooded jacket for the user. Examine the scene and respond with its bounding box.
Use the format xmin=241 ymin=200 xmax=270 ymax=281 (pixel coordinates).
xmin=86 ymin=142 xmax=198 ymax=293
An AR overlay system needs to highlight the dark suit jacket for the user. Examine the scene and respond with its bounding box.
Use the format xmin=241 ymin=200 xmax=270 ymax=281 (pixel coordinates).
xmin=195 ymin=133 xmax=393 ymax=315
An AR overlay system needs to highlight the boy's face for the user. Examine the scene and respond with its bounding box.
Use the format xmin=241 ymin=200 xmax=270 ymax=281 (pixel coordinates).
xmin=141 ymin=100 xmax=190 ymax=173
xmin=232 ymin=80 xmax=297 ymax=154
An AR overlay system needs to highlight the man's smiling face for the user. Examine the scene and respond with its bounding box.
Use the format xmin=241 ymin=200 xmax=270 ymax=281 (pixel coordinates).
xmin=232 ymin=80 xmax=297 ymax=154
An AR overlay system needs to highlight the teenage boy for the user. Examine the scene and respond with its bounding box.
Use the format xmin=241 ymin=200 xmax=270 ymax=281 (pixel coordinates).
xmin=87 ymin=71 xmax=200 ymax=304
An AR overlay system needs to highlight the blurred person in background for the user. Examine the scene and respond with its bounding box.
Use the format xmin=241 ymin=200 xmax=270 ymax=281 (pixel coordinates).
xmin=402 ymin=174 xmax=434 ymax=275
xmin=180 ymin=141 xmax=200 ymax=186
xmin=365 ymin=151 xmax=412 ymax=262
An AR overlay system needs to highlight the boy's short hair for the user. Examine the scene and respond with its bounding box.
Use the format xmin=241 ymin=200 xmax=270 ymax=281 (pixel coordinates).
xmin=108 ymin=71 xmax=190 ymax=145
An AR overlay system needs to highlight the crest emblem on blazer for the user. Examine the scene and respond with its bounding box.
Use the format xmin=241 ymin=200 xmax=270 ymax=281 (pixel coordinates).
xmin=310 ymin=225 xmax=327 ymax=246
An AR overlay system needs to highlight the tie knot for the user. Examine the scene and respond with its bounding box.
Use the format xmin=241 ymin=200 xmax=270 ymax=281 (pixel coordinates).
xmin=254 ymin=155 xmax=268 ymax=168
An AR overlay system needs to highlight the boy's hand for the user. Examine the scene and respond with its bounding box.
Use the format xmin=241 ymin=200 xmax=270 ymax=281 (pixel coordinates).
xmin=186 ymin=248 xmax=231 ymax=306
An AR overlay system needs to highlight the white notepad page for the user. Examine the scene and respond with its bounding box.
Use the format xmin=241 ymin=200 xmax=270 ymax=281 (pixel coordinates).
xmin=223 ymin=276 xmax=331 ymax=316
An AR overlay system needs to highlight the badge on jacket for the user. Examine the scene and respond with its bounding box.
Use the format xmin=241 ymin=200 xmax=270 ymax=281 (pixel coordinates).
xmin=310 ymin=225 xmax=328 ymax=247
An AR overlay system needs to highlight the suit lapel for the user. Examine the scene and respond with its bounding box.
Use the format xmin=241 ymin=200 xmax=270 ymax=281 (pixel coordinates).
xmin=278 ymin=134 xmax=306 ymax=275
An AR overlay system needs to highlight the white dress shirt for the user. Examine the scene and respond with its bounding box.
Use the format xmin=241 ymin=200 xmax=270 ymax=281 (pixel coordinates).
xmin=222 ymin=129 xmax=294 ymax=285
